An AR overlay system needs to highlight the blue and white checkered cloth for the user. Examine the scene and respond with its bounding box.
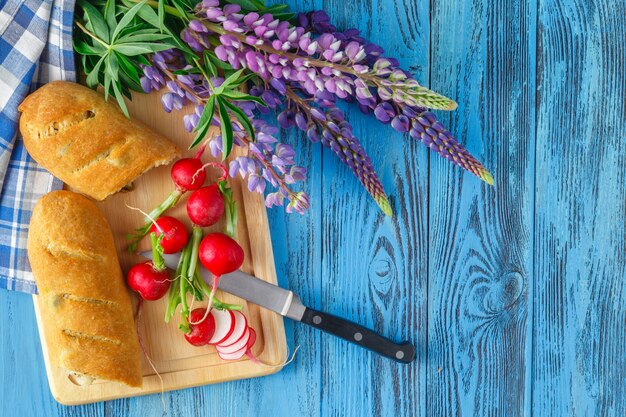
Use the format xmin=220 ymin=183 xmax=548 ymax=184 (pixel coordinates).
xmin=0 ymin=0 xmax=75 ymax=293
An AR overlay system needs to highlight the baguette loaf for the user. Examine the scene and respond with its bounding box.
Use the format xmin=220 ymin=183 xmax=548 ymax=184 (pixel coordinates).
xmin=18 ymin=81 xmax=179 ymax=200
xmin=28 ymin=190 xmax=143 ymax=388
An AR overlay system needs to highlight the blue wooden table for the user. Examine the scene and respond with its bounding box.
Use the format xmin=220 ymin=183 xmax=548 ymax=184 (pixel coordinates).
xmin=2 ymin=0 xmax=625 ymax=415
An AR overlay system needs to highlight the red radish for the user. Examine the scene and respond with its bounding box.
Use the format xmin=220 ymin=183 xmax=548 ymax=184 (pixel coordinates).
xmin=216 ymin=329 xmax=250 ymax=354
xmin=127 ymin=261 xmax=170 ymax=301
xmin=199 ymin=233 xmax=244 ymax=276
xmin=171 ymin=158 xmax=206 ymax=191
xmin=246 ymin=327 xmax=256 ymax=350
xmin=149 ymin=216 xmax=188 ymax=254
xmin=187 ymin=185 xmax=225 ymax=227
xmin=184 ymin=308 xmax=216 ymax=346
xmin=218 ymin=346 xmax=247 ymax=361
xmin=208 ymin=309 xmax=235 ymax=345
xmin=198 ymin=233 xmax=245 ymax=313
xmin=216 ymin=311 xmax=248 ymax=347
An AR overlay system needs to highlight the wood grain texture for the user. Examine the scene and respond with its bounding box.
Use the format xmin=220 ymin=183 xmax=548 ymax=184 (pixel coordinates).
xmin=316 ymin=1 xmax=429 ymax=417
xmin=427 ymin=0 xmax=536 ymax=416
xmin=2 ymin=0 xmax=626 ymax=416
xmin=533 ymin=1 xmax=626 ymax=416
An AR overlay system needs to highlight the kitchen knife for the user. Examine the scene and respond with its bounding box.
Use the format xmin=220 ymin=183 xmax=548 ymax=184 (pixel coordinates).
xmin=141 ymin=251 xmax=415 ymax=363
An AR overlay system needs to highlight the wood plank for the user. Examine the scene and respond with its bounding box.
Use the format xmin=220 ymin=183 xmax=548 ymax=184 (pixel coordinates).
xmin=318 ymin=0 xmax=429 ymax=416
xmin=32 ymin=90 xmax=287 ymax=405
xmin=109 ymin=0 xmax=326 ymax=413
xmin=533 ymin=1 xmax=626 ymax=415
xmin=427 ymin=0 xmax=536 ymax=416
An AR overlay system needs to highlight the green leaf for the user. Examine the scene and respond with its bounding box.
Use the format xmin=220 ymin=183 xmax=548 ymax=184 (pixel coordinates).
xmin=221 ymin=90 xmax=266 ymax=106
xmin=158 ymin=0 xmax=165 ymax=32
xmin=74 ymin=41 xmax=104 ymax=56
xmin=107 ymin=53 xmax=120 ymax=81
xmin=190 ymin=95 xmax=215 ymax=148
xmin=224 ymin=0 xmax=260 ymax=10
xmin=111 ymin=0 xmax=147 ymax=41
xmin=116 ymin=53 xmax=141 ymax=85
xmin=135 ymin=54 xmax=150 ymax=66
xmin=104 ymin=69 xmax=111 ymax=100
xmin=227 ymin=72 xmax=257 ymax=88
xmin=217 ymin=97 xmax=234 ymax=159
xmin=264 ymin=4 xmax=290 ymax=13
xmin=119 ymin=71 xmax=141 ymax=93
xmin=117 ymin=33 xmax=170 ymax=44
xmin=112 ymin=42 xmax=172 ymax=55
xmin=104 ymin=0 xmax=117 ymax=33
xmin=135 ymin=1 xmax=160 ymax=27
xmin=85 ymin=56 xmax=105 ymax=87
xmin=170 ymin=0 xmax=189 ymax=21
xmin=112 ymin=81 xmax=130 ymax=117
xmin=203 ymin=51 xmax=218 ymax=77
xmin=222 ymin=99 xmax=255 ymax=141
xmin=217 ymin=69 xmax=244 ymax=92
xmin=206 ymin=52 xmax=234 ymax=70
xmin=80 ymin=1 xmax=110 ymax=43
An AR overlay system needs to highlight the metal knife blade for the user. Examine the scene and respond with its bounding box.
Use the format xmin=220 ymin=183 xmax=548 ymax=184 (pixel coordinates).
xmin=142 ymin=251 xmax=306 ymax=321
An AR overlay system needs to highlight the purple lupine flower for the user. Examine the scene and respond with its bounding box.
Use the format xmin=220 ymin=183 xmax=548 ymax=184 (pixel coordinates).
xmin=184 ymin=3 xmax=492 ymax=189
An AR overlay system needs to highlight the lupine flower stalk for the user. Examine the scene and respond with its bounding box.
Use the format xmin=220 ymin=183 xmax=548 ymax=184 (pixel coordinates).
xmin=183 ymin=2 xmax=493 ymax=189
xmin=140 ymin=1 xmax=493 ymax=216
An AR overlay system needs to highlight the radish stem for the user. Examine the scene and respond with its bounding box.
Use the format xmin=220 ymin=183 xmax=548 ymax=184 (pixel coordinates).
xmin=165 ymin=242 xmax=188 ymax=322
xmin=150 ymin=233 xmax=166 ymax=271
xmin=179 ymin=243 xmax=192 ymax=332
xmin=218 ymin=180 xmax=237 ymax=239
xmin=194 ymin=265 xmax=242 ymax=311
xmin=127 ymin=189 xmax=184 ymax=252
xmin=187 ymin=226 xmax=204 ymax=288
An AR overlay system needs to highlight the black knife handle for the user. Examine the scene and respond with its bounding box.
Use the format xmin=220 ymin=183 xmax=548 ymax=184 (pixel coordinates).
xmin=300 ymin=308 xmax=415 ymax=363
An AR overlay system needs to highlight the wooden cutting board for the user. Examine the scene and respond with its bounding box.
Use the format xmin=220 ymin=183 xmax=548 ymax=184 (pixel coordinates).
xmin=32 ymin=91 xmax=288 ymax=405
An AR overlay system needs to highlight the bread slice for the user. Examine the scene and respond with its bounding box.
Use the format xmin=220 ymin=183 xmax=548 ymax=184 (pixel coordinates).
xmin=28 ymin=190 xmax=143 ymax=388
xmin=18 ymin=81 xmax=179 ymax=200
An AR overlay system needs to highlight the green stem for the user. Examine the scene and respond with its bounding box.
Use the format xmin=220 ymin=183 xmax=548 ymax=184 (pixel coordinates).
xmin=187 ymin=226 xmax=204 ymax=286
xmin=128 ymin=189 xmax=183 ymax=252
xmin=150 ymin=232 xmax=166 ymax=271
xmin=75 ymin=20 xmax=110 ymax=49
xmin=193 ymin=266 xmax=242 ymax=311
xmin=177 ymin=240 xmax=192 ymax=331
xmin=165 ymin=245 xmax=186 ymax=322
xmin=220 ymin=181 xmax=237 ymax=239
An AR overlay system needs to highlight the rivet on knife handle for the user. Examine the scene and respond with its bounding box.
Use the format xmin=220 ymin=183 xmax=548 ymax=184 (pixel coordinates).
xmin=300 ymin=308 xmax=415 ymax=363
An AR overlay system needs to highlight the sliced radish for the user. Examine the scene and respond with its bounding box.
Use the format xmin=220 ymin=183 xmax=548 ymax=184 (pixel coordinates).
xmin=208 ymin=309 xmax=235 ymax=345
xmin=216 ymin=311 xmax=247 ymax=347
xmin=217 ymin=329 xmax=250 ymax=354
xmin=246 ymin=327 xmax=256 ymax=349
xmin=218 ymin=345 xmax=247 ymax=361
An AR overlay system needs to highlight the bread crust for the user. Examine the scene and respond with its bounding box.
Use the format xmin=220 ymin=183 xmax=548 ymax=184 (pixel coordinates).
xmin=18 ymin=81 xmax=179 ymax=200
xmin=28 ymin=191 xmax=143 ymax=388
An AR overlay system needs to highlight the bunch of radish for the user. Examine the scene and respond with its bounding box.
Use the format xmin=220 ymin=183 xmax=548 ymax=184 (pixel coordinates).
xmin=125 ymin=151 xmax=256 ymax=362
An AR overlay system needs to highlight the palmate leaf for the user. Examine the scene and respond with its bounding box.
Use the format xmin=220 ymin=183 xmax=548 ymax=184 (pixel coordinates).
xmin=75 ymin=0 xmax=181 ymax=119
